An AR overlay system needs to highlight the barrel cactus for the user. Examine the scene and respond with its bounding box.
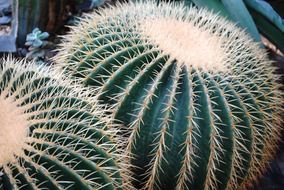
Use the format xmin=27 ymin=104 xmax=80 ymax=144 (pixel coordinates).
xmin=0 ymin=57 xmax=130 ymax=190
xmin=55 ymin=1 xmax=283 ymax=190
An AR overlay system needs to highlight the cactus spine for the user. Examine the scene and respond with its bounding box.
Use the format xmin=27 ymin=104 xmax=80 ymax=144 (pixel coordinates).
xmin=56 ymin=1 xmax=283 ymax=190
xmin=0 ymin=57 xmax=130 ymax=190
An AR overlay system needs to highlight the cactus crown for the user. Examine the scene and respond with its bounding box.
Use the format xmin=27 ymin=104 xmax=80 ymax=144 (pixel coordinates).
xmin=55 ymin=1 xmax=283 ymax=190
xmin=56 ymin=0 xmax=267 ymax=75
xmin=0 ymin=57 xmax=131 ymax=190
xmin=141 ymin=16 xmax=227 ymax=72
xmin=0 ymin=91 xmax=29 ymax=165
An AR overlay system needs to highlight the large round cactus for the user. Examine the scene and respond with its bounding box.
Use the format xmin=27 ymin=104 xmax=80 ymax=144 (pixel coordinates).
xmin=0 ymin=57 xmax=130 ymax=190
xmin=56 ymin=1 xmax=283 ymax=190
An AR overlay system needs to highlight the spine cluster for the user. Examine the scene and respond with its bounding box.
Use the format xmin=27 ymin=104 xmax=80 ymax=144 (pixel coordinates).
xmin=0 ymin=57 xmax=130 ymax=190
xmin=55 ymin=1 xmax=283 ymax=190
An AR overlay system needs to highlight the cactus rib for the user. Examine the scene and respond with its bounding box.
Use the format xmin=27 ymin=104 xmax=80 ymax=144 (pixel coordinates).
xmin=0 ymin=57 xmax=131 ymax=190
xmin=56 ymin=1 xmax=283 ymax=189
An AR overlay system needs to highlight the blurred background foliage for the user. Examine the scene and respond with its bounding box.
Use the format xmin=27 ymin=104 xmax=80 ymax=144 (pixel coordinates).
xmin=1 ymin=0 xmax=283 ymax=56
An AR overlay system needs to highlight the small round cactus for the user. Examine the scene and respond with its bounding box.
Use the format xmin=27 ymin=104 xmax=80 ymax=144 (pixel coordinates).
xmin=0 ymin=57 xmax=130 ymax=190
xmin=56 ymin=1 xmax=283 ymax=190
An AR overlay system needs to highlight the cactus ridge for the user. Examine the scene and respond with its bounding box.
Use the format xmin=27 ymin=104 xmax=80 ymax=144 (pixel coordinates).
xmin=56 ymin=1 xmax=283 ymax=190
xmin=0 ymin=57 xmax=132 ymax=190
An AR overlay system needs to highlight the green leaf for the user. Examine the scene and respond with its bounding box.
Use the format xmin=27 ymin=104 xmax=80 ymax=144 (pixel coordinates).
xmin=181 ymin=0 xmax=193 ymax=6
xmin=190 ymin=0 xmax=229 ymax=17
xmin=32 ymin=39 xmax=43 ymax=48
xmin=244 ymin=0 xmax=284 ymax=53
xmin=221 ymin=0 xmax=261 ymax=42
xmin=244 ymin=0 xmax=284 ymax=33
xmin=38 ymin=32 xmax=49 ymax=40
xmin=190 ymin=0 xmax=261 ymax=42
xmin=247 ymin=7 xmax=284 ymax=54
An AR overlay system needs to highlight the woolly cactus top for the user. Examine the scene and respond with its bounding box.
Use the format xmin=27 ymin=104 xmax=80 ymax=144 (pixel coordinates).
xmin=55 ymin=1 xmax=283 ymax=190
xmin=58 ymin=0 xmax=269 ymax=75
xmin=141 ymin=17 xmax=226 ymax=72
xmin=0 ymin=88 xmax=29 ymax=165
xmin=0 ymin=57 xmax=131 ymax=190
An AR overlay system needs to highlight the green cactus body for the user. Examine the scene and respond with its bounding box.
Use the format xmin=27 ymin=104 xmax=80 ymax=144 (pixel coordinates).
xmin=0 ymin=57 xmax=130 ymax=190
xmin=56 ymin=1 xmax=283 ymax=190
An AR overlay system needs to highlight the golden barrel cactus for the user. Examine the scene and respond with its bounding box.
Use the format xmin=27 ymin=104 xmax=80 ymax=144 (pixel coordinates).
xmin=0 ymin=57 xmax=131 ymax=190
xmin=56 ymin=1 xmax=283 ymax=189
